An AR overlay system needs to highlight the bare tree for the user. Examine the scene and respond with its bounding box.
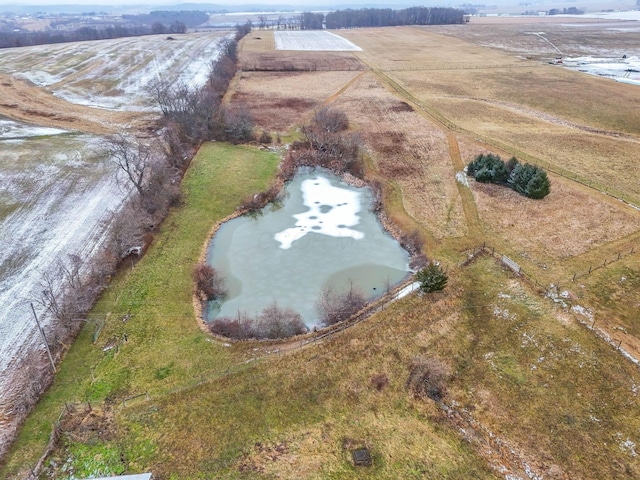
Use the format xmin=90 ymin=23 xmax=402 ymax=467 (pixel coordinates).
xmin=103 ymin=134 xmax=158 ymax=197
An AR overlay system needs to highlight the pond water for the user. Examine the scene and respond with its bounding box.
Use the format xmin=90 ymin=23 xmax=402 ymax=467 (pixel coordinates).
xmin=205 ymin=170 xmax=411 ymax=327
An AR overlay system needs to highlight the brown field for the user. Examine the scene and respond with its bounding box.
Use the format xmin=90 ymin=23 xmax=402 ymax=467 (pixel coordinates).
xmin=232 ymin=23 xmax=640 ymax=368
xmin=231 ymin=70 xmax=361 ymax=133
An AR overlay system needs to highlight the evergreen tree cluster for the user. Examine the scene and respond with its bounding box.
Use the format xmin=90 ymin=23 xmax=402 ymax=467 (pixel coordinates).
xmin=325 ymin=7 xmax=465 ymax=29
xmin=466 ymin=153 xmax=551 ymax=199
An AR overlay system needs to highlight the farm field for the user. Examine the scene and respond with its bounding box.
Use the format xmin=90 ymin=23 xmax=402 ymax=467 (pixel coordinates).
xmin=0 ymin=32 xmax=228 ymax=460
xmin=3 ymin=19 xmax=640 ymax=480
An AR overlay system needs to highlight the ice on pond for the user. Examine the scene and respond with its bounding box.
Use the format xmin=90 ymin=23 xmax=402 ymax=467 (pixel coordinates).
xmin=275 ymin=176 xmax=365 ymax=249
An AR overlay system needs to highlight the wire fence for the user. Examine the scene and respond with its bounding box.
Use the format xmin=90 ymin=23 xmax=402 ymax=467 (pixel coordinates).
xmin=458 ymin=242 xmax=638 ymax=292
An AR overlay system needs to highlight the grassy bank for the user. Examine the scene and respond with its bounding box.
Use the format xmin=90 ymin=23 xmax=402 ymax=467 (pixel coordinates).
xmin=1 ymin=142 xmax=280 ymax=478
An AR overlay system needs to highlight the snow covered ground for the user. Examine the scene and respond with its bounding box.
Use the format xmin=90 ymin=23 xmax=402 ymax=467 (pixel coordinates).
xmin=0 ymin=32 xmax=228 ymax=110
xmin=562 ymin=55 xmax=640 ymax=84
xmin=0 ymin=117 xmax=67 ymax=139
xmin=274 ymin=31 xmax=362 ymax=51
xmin=0 ymin=132 xmax=125 ymax=452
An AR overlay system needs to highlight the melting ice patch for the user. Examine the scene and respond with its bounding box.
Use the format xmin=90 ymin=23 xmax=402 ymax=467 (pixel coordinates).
xmin=275 ymin=176 xmax=364 ymax=249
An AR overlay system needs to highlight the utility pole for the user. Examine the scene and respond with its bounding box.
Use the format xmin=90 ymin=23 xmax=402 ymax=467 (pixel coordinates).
xmin=30 ymin=303 xmax=56 ymax=372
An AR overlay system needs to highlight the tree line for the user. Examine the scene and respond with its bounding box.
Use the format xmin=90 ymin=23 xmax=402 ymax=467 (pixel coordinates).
xmin=324 ymin=7 xmax=466 ymax=29
xmin=0 ymin=9 xmax=214 ymax=49
xmin=253 ymin=6 xmax=466 ymax=31
xmin=0 ymin=24 xmax=170 ymax=49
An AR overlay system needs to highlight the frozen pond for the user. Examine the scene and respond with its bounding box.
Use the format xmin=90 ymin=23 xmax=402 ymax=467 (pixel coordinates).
xmin=206 ymin=171 xmax=410 ymax=327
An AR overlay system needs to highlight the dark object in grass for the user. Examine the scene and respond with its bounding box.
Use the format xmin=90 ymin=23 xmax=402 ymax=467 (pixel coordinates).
xmin=352 ymin=448 xmax=373 ymax=467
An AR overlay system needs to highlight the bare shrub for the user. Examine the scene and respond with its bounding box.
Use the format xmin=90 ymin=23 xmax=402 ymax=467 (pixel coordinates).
xmin=239 ymin=184 xmax=281 ymax=214
xmin=313 ymin=107 xmax=349 ymax=133
xmin=209 ymin=312 xmax=254 ymax=339
xmin=316 ymin=283 xmax=366 ymax=326
xmin=370 ymin=373 xmax=389 ymax=391
xmin=193 ymin=263 xmax=227 ymax=301
xmin=103 ymin=205 xmax=148 ymax=260
xmin=368 ymin=178 xmax=384 ymax=213
xmin=399 ymin=229 xmax=424 ymax=258
xmin=259 ymin=130 xmax=273 ymax=144
xmin=223 ymin=105 xmax=255 ymax=144
xmin=209 ymin=303 xmax=306 ymax=340
xmin=406 ymin=357 xmax=449 ymax=402
xmin=257 ymin=302 xmax=308 ymax=339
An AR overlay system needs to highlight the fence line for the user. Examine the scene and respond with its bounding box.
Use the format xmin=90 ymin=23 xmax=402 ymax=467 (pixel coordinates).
xmin=571 ymin=246 xmax=636 ymax=282
xmin=460 ymin=241 xmax=638 ymax=294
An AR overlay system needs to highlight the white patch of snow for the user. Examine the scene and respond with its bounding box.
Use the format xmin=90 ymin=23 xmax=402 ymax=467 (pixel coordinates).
xmin=275 ymin=175 xmax=365 ymax=249
xmin=571 ymin=304 xmax=593 ymax=320
xmin=562 ymin=55 xmax=640 ymax=84
xmin=0 ymin=119 xmax=67 ymax=139
xmin=274 ymin=30 xmax=362 ymax=51
xmin=455 ymin=171 xmax=469 ymax=187
xmin=394 ymin=281 xmax=420 ymax=300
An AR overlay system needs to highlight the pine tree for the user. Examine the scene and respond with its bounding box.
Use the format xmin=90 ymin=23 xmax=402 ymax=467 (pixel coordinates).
xmin=416 ymin=264 xmax=448 ymax=293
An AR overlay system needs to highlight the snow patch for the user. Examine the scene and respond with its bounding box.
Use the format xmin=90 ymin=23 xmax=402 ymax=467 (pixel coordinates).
xmin=0 ymin=118 xmax=67 ymax=139
xmin=455 ymin=171 xmax=469 ymax=187
xmin=275 ymin=175 xmax=365 ymax=249
xmin=275 ymin=31 xmax=362 ymax=51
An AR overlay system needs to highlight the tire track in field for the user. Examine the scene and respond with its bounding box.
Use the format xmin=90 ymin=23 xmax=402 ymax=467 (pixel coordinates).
xmin=365 ymin=66 xmax=483 ymax=241
xmin=321 ymin=71 xmax=367 ymax=106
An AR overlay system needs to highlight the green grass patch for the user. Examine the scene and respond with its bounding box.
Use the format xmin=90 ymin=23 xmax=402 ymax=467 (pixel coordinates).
xmin=1 ymin=143 xmax=280 ymax=478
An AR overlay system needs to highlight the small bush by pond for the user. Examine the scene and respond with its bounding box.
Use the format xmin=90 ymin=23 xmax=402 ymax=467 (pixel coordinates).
xmin=209 ymin=302 xmax=308 ymax=340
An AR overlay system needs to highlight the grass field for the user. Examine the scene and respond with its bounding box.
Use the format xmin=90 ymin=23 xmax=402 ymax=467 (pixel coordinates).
xmin=4 ymin=20 xmax=640 ymax=479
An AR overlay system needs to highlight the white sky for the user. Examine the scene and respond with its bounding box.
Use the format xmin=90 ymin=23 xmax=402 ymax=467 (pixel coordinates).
xmin=0 ymin=0 xmax=381 ymax=5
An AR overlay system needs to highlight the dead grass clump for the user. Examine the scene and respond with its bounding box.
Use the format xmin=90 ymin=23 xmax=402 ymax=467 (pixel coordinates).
xmin=370 ymin=373 xmax=390 ymax=391
xmin=389 ymin=101 xmax=414 ymax=113
xmin=406 ymin=357 xmax=449 ymax=402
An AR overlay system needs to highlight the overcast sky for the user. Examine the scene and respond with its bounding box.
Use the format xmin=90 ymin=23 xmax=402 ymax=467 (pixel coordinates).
xmin=0 ymin=0 xmax=379 ymax=5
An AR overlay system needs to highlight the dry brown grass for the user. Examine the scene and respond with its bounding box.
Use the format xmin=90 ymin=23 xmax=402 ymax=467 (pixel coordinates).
xmin=329 ymin=72 xmax=467 ymax=240
xmin=230 ymin=71 xmax=360 ymax=133
xmin=471 ymin=174 xmax=640 ymax=259
xmin=340 ymin=27 xmax=529 ymax=70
